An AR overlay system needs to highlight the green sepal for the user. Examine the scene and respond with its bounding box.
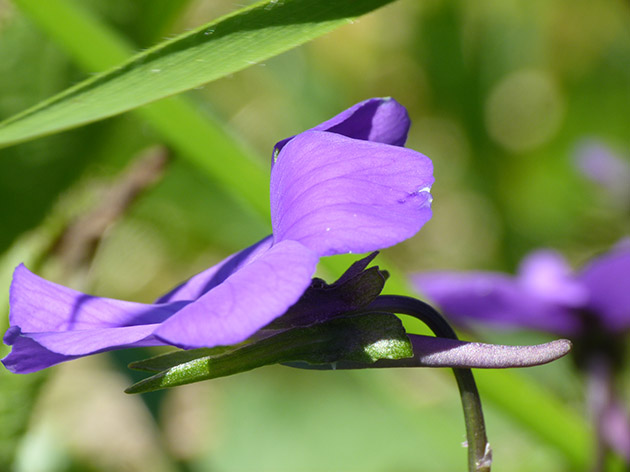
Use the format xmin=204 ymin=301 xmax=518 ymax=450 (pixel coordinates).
xmin=128 ymin=345 xmax=238 ymax=373
xmin=126 ymin=313 xmax=412 ymax=394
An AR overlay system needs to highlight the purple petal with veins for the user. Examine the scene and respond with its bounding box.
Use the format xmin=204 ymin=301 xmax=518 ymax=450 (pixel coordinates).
xmin=271 ymin=131 xmax=433 ymax=257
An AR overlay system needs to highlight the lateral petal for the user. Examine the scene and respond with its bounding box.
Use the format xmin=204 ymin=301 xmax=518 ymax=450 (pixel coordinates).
xmin=2 ymin=331 xmax=81 ymax=374
xmin=156 ymin=236 xmax=273 ymax=303
xmin=2 ymin=325 xmax=165 ymax=373
xmin=154 ymin=240 xmax=318 ymax=349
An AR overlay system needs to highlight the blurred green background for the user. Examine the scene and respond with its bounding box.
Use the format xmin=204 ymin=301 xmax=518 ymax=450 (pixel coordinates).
xmin=1 ymin=0 xmax=629 ymax=470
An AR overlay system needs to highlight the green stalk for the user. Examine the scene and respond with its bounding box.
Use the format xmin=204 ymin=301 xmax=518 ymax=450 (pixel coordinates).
xmin=368 ymin=295 xmax=491 ymax=472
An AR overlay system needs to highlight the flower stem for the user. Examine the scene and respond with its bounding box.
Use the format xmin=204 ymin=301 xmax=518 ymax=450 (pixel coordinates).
xmin=367 ymin=295 xmax=492 ymax=472
xmin=585 ymin=355 xmax=630 ymax=471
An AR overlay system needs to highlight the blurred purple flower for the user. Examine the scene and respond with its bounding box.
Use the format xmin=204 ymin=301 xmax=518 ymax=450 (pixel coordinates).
xmin=413 ymin=244 xmax=630 ymax=337
xmin=574 ymin=139 xmax=630 ymax=203
xmin=414 ymin=244 xmax=630 ymax=462
xmin=3 ymin=98 xmax=434 ymax=374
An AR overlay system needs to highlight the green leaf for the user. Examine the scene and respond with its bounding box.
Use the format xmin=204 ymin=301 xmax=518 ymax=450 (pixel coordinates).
xmin=0 ymin=0 xmax=395 ymax=148
xmin=11 ymin=0 xmax=270 ymax=217
xmin=126 ymin=313 xmax=412 ymax=393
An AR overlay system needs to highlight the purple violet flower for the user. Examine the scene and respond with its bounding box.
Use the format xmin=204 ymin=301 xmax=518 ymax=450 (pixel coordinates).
xmin=414 ymin=244 xmax=630 ymax=463
xmin=3 ymin=98 xmax=434 ymax=374
xmin=413 ymin=244 xmax=630 ymax=338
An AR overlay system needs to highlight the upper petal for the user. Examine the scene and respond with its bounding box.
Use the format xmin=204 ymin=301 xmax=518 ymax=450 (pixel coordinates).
xmin=9 ymin=264 xmax=186 ymax=333
xmin=154 ymin=240 xmax=319 ymax=349
xmin=413 ymin=272 xmax=581 ymax=335
xmin=270 ymin=131 xmax=433 ymax=257
xmin=578 ymin=247 xmax=630 ymax=332
xmin=273 ymin=97 xmax=410 ymax=158
xmin=156 ymin=236 xmax=273 ymax=303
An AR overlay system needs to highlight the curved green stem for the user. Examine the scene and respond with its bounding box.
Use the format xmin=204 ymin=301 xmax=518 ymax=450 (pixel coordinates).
xmin=366 ymin=295 xmax=492 ymax=472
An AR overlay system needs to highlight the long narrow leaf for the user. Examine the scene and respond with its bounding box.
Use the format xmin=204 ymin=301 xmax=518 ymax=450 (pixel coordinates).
xmin=11 ymin=0 xmax=272 ymax=217
xmin=0 ymin=0 xmax=395 ymax=147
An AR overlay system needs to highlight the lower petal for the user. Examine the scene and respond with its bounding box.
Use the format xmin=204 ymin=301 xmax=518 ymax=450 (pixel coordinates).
xmin=2 ymin=333 xmax=80 ymax=374
xmin=9 ymin=264 xmax=187 ymax=333
xmin=2 ymin=325 xmax=166 ymax=374
xmin=28 ymin=323 xmax=165 ymax=355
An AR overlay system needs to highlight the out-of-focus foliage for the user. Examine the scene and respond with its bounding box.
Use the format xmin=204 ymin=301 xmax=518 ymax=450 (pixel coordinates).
xmin=0 ymin=0 xmax=628 ymax=471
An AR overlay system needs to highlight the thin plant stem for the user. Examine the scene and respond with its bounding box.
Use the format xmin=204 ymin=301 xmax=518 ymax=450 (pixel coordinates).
xmin=585 ymin=354 xmax=630 ymax=472
xmin=366 ymin=295 xmax=492 ymax=472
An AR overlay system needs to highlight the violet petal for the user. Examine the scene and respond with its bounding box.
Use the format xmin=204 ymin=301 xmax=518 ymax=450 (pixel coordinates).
xmin=273 ymin=97 xmax=410 ymax=158
xmin=271 ymin=130 xmax=433 ymax=257
xmin=579 ymin=247 xmax=630 ymax=333
xmin=156 ymin=236 xmax=273 ymax=303
xmin=154 ymin=240 xmax=318 ymax=349
xmin=517 ymin=250 xmax=588 ymax=307
xmin=9 ymin=264 xmax=187 ymax=333
xmin=2 ymin=331 xmax=81 ymax=374
xmin=601 ymin=395 xmax=630 ymax=461
xmin=2 ymin=325 xmax=165 ymax=373
xmin=312 ymin=97 xmax=410 ymax=146
xmin=413 ymin=272 xmax=581 ymax=335
xmin=574 ymin=140 xmax=630 ymax=201
xmin=27 ymin=324 xmax=165 ymax=355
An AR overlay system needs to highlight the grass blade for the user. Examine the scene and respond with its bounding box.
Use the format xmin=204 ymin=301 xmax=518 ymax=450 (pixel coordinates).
xmin=0 ymin=0 xmax=395 ymax=148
